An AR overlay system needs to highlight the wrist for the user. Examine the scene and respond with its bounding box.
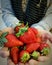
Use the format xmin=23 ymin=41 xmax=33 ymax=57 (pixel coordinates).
xmin=31 ymin=24 xmax=45 ymax=31
xmin=5 ymin=17 xmax=20 ymax=28
xmin=2 ymin=27 xmax=14 ymax=34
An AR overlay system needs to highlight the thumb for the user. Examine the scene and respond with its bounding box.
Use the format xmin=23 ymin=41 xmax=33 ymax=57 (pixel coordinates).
xmin=0 ymin=47 xmax=10 ymax=58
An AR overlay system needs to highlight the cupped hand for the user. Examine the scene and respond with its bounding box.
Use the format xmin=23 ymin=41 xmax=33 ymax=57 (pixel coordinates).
xmin=0 ymin=27 xmax=14 ymax=57
xmin=7 ymin=56 xmax=49 ymax=65
xmin=0 ymin=28 xmax=52 ymax=65
xmin=0 ymin=27 xmax=14 ymax=63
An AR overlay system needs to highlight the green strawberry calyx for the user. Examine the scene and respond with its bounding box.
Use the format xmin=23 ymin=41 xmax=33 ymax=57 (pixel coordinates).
xmin=16 ymin=21 xmax=24 ymax=26
xmin=41 ymin=47 xmax=50 ymax=56
xmin=21 ymin=53 xmax=30 ymax=63
xmin=0 ymin=32 xmax=8 ymax=47
xmin=16 ymin=22 xmax=29 ymax=37
xmin=31 ymin=51 xmax=40 ymax=60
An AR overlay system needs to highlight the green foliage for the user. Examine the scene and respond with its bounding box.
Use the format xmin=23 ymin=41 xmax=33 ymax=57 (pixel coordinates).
xmin=0 ymin=32 xmax=8 ymax=47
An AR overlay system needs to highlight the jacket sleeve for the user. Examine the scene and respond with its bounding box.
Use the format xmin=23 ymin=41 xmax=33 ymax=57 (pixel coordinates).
xmin=1 ymin=0 xmax=19 ymax=28
xmin=0 ymin=0 xmax=7 ymax=30
xmin=31 ymin=5 xmax=52 ymax=31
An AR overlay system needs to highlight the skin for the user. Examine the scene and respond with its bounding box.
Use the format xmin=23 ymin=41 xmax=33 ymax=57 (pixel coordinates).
xmin=38 ymin=29 xmax=52 ymax=43
xmin=28 ymin=59 xmax=39 ymax=65
xmin=0 ymin=27 xmax=52 ymax=65
xmin=7 ymin=58 xmax=15 ymax=65
xmin=0 ymin=49 xmax=9 ymax=58
xmin=2 ymin=27 xmax=14 ymax=34
xmin=38 ymin=56 xmax=49 ymax=62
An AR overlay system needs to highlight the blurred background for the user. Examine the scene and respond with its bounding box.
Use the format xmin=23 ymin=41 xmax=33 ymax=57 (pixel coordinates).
xmin=0 ymin=0 xmax=52 ymax=65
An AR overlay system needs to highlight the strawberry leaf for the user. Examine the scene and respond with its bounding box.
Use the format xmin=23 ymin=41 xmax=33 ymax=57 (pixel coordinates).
xmin=16 ymin=22 xmax=29 ymax=37
xmin=2 ymin=38 xmax=8 ymax=42
xmin=1 ymin=32 xmax=8 ymax=38
xmin=16 ymin=21 xmax=24 ymax=26
xmin=0 ymin=32 xmax=8 ymax=47
xmin=0 ymin=38 xmax=4 ymax=47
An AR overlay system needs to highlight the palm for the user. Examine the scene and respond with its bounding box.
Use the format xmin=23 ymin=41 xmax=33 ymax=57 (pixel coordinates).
xmin=0 ymin=28 xmax=52 ymax=65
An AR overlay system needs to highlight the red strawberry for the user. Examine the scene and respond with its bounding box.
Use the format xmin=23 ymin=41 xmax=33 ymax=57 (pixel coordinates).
xmin=19 ymin=50 xmax=30 ymax=63
xmin=39 ymin=43 xmax=50 ymax=55
xmin=36 ymin=37 xmax=42 ymax=43
xmin=30 ymin=27 xmax=38 ymax=35
xmin=15 ymin=26 xmax=19 ymax=33
xmin=4 ymin=34 xmax=23 ymax=47
xmin=26 ymin=43 xmax=40 ymax=53
xmin=39 ymin=43 xmax=50 ymax=50
xmin=15 ymin=23 xmax=24 ymax=32
xmin=10 ymin=47 xmax=19 ymax=64
xmin=30 ymin=27 xmax=42 ymax=43
xmin=19 ymin=28 xmax=36 ymax=44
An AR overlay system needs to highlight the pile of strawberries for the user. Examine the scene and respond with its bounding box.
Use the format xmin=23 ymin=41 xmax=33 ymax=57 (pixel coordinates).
xmin=0 ymin=23 xmax=50 ymax=64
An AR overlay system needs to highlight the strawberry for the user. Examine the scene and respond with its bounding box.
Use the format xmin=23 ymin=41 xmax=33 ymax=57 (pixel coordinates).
xmin=31 ymin=51 xmax=40 ymax=60
xmin=19 ymin=50 xmax=30 ymax=63
xmin=16 ymin=23 xmax=37 ymax=44
xmin=30 ymin=27 xmax=42 ymax=43
xmin=36 ymin=37 xmax=42 ymax=43
xmin=39 ymin=43 xmax=50 ymax=50
xmin=10 ymin=47 xmax=19 ymax=64
xmin=18 ymin=28 xmax=36 ymax=44
xmin=26 ymin=43 xmax=40 ymax=53
xmin=15 ymin=23 xmax=24 ymax=32
xmin=15 ymin=26 xmax=19 ymax=33
xmin=39 ymin=43 xmax=50 ymax=55
xmin=4 ymin=34 xmax=23 ymax=47
xmin=30 ymin=27 xmax=38 ymax=35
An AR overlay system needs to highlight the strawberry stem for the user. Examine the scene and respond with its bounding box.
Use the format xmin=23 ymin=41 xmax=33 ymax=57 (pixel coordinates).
xmin=41 ymin=47 xmax=50 ymax=56
xmin=16 ymin=22 xmax=29 ymax=37
xmin=21 ymin=53 xmax=30 ymax=63
xmin=31 ymin=51 xmax=40 ymax=60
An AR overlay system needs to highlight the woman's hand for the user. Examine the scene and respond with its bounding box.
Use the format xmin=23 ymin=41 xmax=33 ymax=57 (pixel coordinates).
xmin=2 ymin=27 xmax=14 ymax=34
xmin=38 ymin=29 xmax=52 ymax=43
xmin=0 ymin=47 xmax=10 ymax=58
xmin=0 ymin=28 xmax=52 ymax=65
xmin=7 ymin=56 xmax=49 ymax=65
xmin=0 ymin=27 xmax=14 ymax=58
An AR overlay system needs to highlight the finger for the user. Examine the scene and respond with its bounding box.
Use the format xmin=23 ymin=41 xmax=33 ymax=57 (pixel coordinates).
xmin=42 ymin=33 xmax=52 ymax=43
xmin=18 ymin=62 xmax=25 ymax=65
xmin=16 ymin=64 xmax=18 ymax=65
xmin=7 ymin=58 xmax=15 ymax=65
xmin=0 ymin=50 xmax=9 ymax=58
xmin=0 ymin=47 xmax=10 ymax=58
xmin=28 ymin=59 xmax=39 ymax=65
xmin=38 ymin=30 xmax=52 ymax=43
xmin=2 ymin=27 xmax=14 ymax=34
xmin=46 ymin=33 xmax=52 ymax=43
xmin=38 ymin=56 xmax=49 ymax=62
xmin=1 ymin=47 xmax=8 ymax=51
xmin=25 ymin=62 xmax=29 ymax=65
